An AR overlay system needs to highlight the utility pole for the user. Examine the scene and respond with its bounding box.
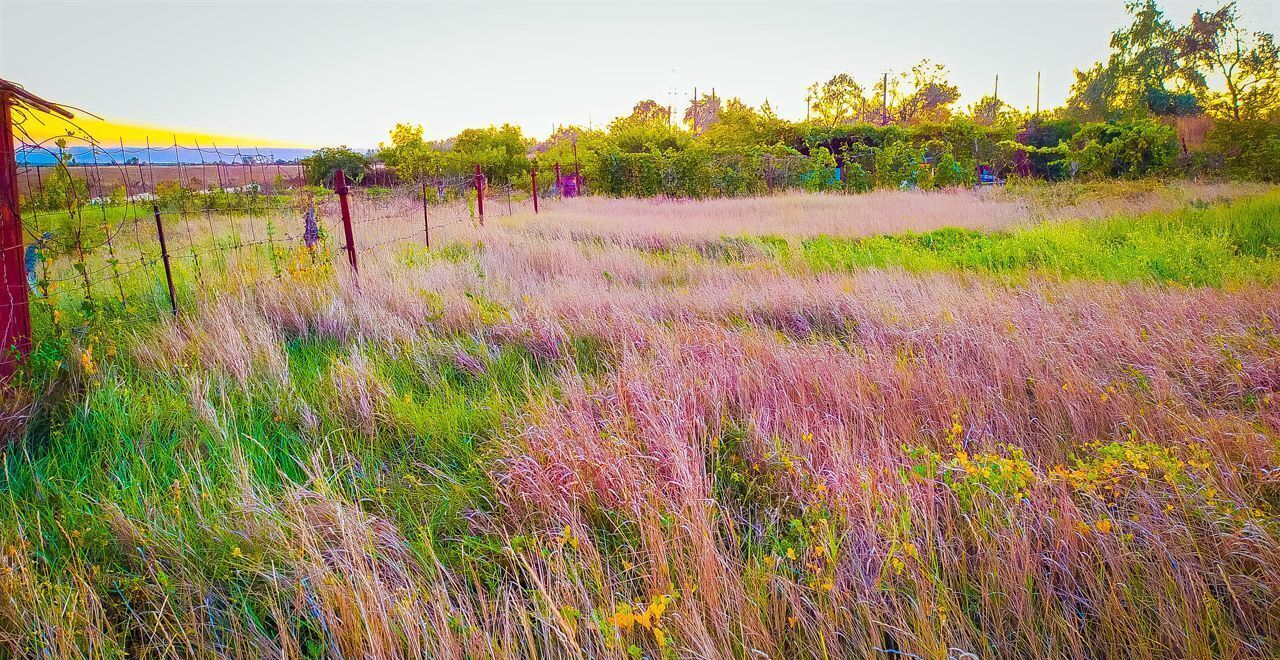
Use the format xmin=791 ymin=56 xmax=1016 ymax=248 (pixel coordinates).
xmin=994 ymin=74 xmax=999 ymax=107
xmin=1036 ymin=71 xmax=1041 ymax=116
xmin=881 ymin=72 xmax=889 ymax=125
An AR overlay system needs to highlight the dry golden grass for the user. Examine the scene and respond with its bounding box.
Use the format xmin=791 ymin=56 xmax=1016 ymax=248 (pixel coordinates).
xmin=510 ymin=180 xmax=1270 ymax=244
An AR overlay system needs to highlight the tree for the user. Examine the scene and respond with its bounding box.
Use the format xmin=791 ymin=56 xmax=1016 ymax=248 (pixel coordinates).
xmin=450 ymin=124 xmax=532 ymax=183
xmin=378 ymin=123 xmax=448 ymax=182
xmin=968 ymin=95 xmax=1023 ymax=126
xmin=876 ymin=60 xmax=961 ymax=124
xmin=300 ymin=146 xmax=369 ymax=187
xmin=1067 ymin=0 xmax=1204 ymax=118
xmin=808 ymin=74 xmax=870 ymax=126
xmin=700 ymin=98 xmax=796 ymax=149
xmin=605 ymin=99 xmax=688 ymax=154
xmin=683 ymin=91 xmax=721 ymax=134
xmin=1184 ymin=2 xmax=1280 ymax=120
xmin=624 ymin=100 xmax=672 ymax=126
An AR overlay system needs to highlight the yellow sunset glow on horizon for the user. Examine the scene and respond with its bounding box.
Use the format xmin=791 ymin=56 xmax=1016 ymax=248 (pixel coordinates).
xmin=16 ymin=109 xmax=310 ymax=149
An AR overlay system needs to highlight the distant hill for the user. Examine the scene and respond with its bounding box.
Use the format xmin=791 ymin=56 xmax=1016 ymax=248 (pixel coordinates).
xmin=18 ymin=146 xmax=315 ymax=166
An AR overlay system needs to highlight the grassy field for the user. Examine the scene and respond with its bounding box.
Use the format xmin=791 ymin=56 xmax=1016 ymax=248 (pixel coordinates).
xmin=2 ymin=182 xmax=1279 ymax=658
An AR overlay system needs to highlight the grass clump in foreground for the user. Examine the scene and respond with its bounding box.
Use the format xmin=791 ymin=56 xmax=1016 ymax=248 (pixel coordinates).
xmin=801 ymin=191 xmax=1280 ymax=286
xmin=0 ymin=187 xmax=1279 ymax=658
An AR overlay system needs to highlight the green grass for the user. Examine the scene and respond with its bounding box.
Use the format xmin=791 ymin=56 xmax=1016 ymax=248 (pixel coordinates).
xmin=1 ymin=186 xmax=1278 ymax=656
xmin=799 ymin=191 xmax=1280 ymax=286
xmin=0 ymin=305 xmax=554 ymax=652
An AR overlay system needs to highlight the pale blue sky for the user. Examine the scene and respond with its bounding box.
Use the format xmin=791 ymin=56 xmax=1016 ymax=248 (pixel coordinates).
xmin=3 ymin=0 xmax=1275 ymax=147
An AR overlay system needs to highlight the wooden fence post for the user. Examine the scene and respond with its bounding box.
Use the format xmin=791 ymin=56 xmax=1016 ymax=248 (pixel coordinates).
xmin=0 ymin=91 xmax=31 ymax=378
xmin=334 ymin=169 xmax=357 ymax=273
xmin=152 ymin=204 xmax=178 ymax=316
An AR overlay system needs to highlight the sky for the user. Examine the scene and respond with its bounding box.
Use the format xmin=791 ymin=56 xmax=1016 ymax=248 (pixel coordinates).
xmin=3 ymin=0 xmax=1276 ymax=148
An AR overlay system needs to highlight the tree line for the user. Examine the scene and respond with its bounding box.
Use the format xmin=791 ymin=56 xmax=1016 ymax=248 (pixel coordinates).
xmin=302 ymin=0 xmax=1280 ymax=196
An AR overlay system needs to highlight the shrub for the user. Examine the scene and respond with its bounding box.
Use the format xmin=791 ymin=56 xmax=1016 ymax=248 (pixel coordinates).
xmin=22 ymin=165 xmax=88 ymax=213
xmin=802 ymin=147 xmax=840 ymax=192
xmin=875 ymin=141 xmax=926 ymax=189
xmin=1053 ymin=119 xmax=1179 ymax=179
xmin=1205 ymin=120 xmax=1280 ymax=182
xmin=301 ymin=146 xmax=369 ymax=187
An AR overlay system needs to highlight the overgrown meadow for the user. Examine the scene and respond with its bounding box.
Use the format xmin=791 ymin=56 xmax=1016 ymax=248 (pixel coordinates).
xmin=2 ymin=183 xmax=1279 ymax=659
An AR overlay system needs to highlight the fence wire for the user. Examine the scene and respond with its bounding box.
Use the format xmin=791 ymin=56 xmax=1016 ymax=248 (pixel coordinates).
xmin=10 ymin=134 xmax=555 ymax=348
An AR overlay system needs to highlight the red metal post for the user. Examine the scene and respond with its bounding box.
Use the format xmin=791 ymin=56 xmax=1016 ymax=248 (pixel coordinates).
xmin=421 ymin=178 xmax=430 ymax=247
xmin=334 ymin=169 xmax=357 ymax=273
xmin=0 ymin=92 xmax=31 ymax=378
xmin=474 ymin=163 xmax=485 ymax=226
xmin=531 ymin=168 xmax=539 ymax=214
xmin=152 ymin=205 xmax=179 ymax=316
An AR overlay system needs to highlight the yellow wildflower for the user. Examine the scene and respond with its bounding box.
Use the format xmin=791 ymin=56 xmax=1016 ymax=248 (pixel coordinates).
xmin=80 ymin=346 xmax=97 ymax=376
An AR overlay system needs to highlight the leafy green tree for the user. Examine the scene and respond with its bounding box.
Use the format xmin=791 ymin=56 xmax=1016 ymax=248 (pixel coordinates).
xmin=808 ymin=74 xmax=871 ymax=126
xmin=1184 ymin=2 xmax=1280 ymax=120
xmin=451 ymin=124 xmax=533 ymax=183
xmin=1068 ymin=0 xmax=1204 ymax=119
xmin=607 ymin=101 xmax=689 ymax=153
xmin=876 ymin=60 xmax=961 ymax=124
xmin=301 ymin=146 xmax=369 ymax=186
xmin=378 ymin=123 xmax=452 ymax=182
xmin=968 ymin=95 xmax=1024 ymax=126
xmin=700 ymin=99 xmax=796 ymax=149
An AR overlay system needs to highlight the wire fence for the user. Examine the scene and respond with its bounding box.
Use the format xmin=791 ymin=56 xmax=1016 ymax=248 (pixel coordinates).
xmin=7 ymin=132 xmax=554 ymax=358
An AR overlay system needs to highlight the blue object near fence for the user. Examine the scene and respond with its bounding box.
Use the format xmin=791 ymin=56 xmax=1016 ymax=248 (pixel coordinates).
xmin=303 ymin=207 xmax=319 ymax=248
xmin=24 ymin=232 xmax=52 ymax=295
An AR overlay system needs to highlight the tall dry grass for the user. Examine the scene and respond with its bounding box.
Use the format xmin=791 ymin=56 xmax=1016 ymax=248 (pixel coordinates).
xmin=3 ymin=183 xmax=1279 ymax=658
xmin=512 ymin=180 xmax=1269 ymax=247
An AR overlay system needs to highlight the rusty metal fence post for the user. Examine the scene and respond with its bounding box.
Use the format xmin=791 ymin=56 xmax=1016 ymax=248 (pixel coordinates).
xmin=531 ymin=168 xmax=539 ymax=214
xmin=152 ymin=204 xmax=178 ymax=316
xmin=474 ymin=163 xmax=485 ymax=226
xmin=334 ymin=169 xmax=357 ymax=273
